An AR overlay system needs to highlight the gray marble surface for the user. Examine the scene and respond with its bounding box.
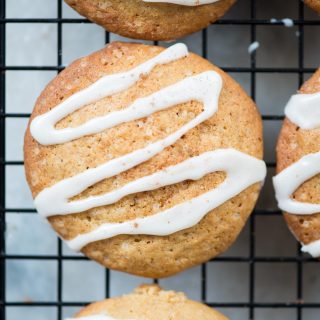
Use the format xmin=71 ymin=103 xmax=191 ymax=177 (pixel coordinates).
xmin=4 ymin=0 xmax=320 ymax=319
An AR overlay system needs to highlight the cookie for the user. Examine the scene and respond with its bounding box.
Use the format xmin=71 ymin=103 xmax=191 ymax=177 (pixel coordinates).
xmin=305 ymin=0 xmax=320 ymax=13
xmin=68 ymin=285 xmax=228 ymax=320
xmin=274 ymin=69 xmax=320 ymax=257
xmin=24 ymin=42 xmax=266 ymax=278
xmin=64 ymin=0 xmax=236 ymax=41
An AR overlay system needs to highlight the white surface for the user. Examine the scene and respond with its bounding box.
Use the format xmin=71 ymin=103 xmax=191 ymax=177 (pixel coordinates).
xmin=4 ymin=0 xmax=320 ymax=320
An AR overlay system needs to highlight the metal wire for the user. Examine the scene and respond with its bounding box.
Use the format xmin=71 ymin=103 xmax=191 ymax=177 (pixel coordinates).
xmin=0 ymin=0 xmax=6 ymax=319
xmin=0 ymin=0 xmax=320 ymax=319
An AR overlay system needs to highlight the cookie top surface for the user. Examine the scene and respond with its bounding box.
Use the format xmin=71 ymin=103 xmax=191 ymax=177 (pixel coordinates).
xmin=71 ymin=285 xmax=228 ymax=320
xmin=24 ymin=42 xmax=264 ymax=278
xmin=276 ymin=69 xmax=320 ymax=247
xmin=64 ymin=0 xmax=236 ymax=41
xmin=305 ymin=0 xmax=320 ymax=13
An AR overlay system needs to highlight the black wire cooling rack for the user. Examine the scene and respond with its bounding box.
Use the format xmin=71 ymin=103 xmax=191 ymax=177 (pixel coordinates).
xmin=1 ymin=0 xmax=320 ymax=319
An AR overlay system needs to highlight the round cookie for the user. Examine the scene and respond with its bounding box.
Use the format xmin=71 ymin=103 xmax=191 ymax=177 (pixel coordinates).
xmin=275 ymin=69 xmax=320 ymax=255
xmin=64 ymin=0 xmax=236 ymax=41
xmin=70 ymin=285 xmax=228 ymax=320
xmin=305 ymin=0 xmax=320 ymax=13
xmin=24 ymin=42 xmax=265 ymax=278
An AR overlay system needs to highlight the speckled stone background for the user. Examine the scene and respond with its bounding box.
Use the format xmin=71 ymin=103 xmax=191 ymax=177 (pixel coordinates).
xmin=3 ymin=0 xmax=320 ymax=319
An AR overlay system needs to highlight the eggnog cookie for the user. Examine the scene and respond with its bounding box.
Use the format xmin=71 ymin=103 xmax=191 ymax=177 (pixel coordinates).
xmin=305 ymin=0 xmax=320 ymax=13
xmin=64 ymin=0 xmax=236 ymax=41
xmin=68 ymin=285 xmax=228 ymax=320
xmin=24 ymin=42 xmax=265 ymax=278
xmin=274 ymin=69 xmax=320 ymax=257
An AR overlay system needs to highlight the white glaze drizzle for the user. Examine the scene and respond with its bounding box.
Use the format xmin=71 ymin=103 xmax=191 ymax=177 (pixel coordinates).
xmin=284 ymin=91 xmax=320 ymax=130
xmin=143 ymin=0 xmax=220 ymax=6
xmin=66 ymin=149 xmax=266 ymax=251
xmin=30 ymin=43 xmax=266 ymax=251
xmin=30 ymin=43 xmax=189 ymax=145
xmin=34 ymin=71 xmax=223 ymax=217
xmin=273 ymin=152 xmax=320 ymax=214
xmin=273 ymin=88 xmax=320 ymax=256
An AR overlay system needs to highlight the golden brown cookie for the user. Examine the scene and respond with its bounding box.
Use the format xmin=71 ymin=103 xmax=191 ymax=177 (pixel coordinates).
xmin=276 ymin=69 xmax=320 ymax=249
xmin=64 ymin=0 xmax=236 ymax=41
xmin=305 ymin=0 xmax=320 ymax=13
xmin=72 ymin=285 xmax=228 ymax=320
xmin=24 ymin=42 xmax=264 ymax=278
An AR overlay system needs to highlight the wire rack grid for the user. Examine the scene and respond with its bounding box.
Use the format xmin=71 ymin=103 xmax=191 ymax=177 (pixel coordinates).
xmin=1 ymin=0 xmax=320 ymax=319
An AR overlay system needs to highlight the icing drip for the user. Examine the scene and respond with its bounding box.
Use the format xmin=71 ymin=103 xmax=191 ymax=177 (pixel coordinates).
xmin=273 ymin=89 xmax=320 ymax=256
xmin=248 ymin=41 xmax=259 ymax=54
xmin=30 ymin=43 xmax=266 ymax=251
xmin=301 ymin=239 xmax=320 ymax=258
xmin=66 ymin=149 xmax=266 ymax=251
xmin=30 ymin=43 xmax=188 ymax=145
xmin=143 ymin=0 xmax=220 ymax=6
xmin=273 ymin=152 xmax=320 ymax=214
xmin=270 ymin=18 xmax=294 ymax=28
xmin=284 ymin=91 xmax=320 ymax=130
